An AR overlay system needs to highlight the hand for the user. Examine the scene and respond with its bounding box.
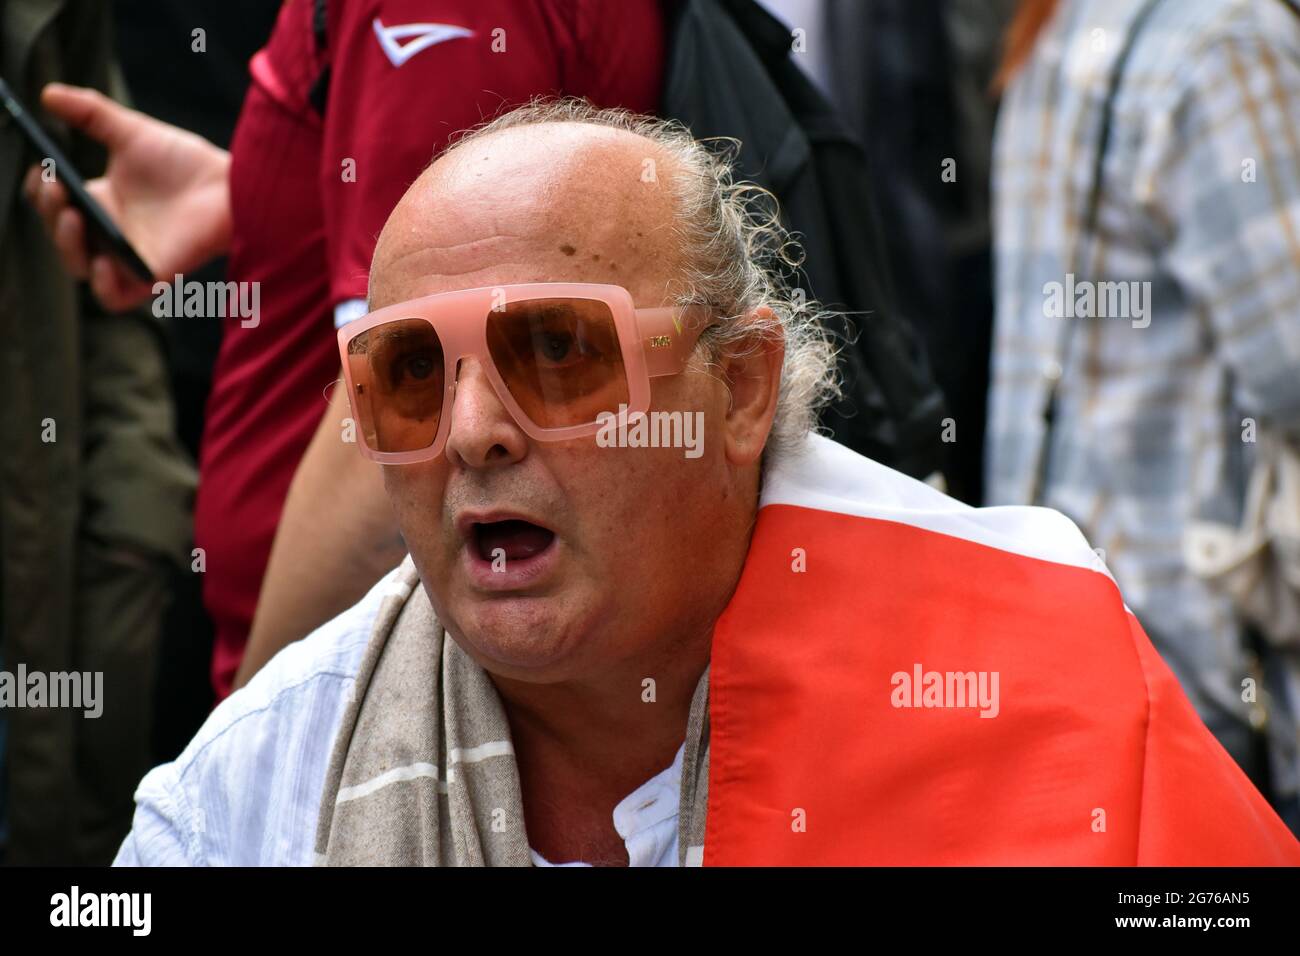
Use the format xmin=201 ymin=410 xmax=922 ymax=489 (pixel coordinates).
xmin=22 ymin=83 xmax=234 ymax=312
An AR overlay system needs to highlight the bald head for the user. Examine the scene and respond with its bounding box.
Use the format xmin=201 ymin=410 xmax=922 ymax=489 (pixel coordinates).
xmin=369 ymin=121 xmax=686 ymax=312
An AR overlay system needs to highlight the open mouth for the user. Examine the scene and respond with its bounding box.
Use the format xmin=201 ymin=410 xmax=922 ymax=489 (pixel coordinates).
xmin=470 ymin=518 xmax=556 ymax=563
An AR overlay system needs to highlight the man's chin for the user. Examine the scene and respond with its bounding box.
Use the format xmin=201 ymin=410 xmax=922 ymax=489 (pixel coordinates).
xmin=443 ymin=592 xmax=595 ymax=677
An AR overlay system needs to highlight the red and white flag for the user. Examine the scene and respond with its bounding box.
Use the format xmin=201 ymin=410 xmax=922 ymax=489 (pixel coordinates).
xmin=704 ymin=435 xmax=1300 ymax=865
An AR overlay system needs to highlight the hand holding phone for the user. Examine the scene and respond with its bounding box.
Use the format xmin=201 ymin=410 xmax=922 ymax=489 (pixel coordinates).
xmin=8 ymin=79 xmax=235 ymax=312
xmin=4 ymin=76 xmax=153 ymax=283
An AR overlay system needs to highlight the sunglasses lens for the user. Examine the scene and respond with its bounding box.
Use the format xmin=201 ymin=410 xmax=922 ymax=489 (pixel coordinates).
xmin=345 ymin=318 xmax=445 ymax=453
xmin=486 ymin=297 xmax=630 ymax=428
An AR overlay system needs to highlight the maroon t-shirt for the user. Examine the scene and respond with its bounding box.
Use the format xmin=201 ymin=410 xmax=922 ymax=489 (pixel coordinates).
xmin=197 ymin=0 xmax=663 ymax=698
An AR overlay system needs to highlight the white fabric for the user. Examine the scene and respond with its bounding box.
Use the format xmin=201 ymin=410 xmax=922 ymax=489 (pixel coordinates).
xmin=114 ymin=569 xmax=392 ymax=866
xmin=333 ymin=297 xmax=369 ymax=329
xmin=112 ymin=562 xmax=684 ymax=867
xmin=530 ymin=742 xmax=683 ymax=867
xmin=768 ymin=434 xmax=1113 ymax=581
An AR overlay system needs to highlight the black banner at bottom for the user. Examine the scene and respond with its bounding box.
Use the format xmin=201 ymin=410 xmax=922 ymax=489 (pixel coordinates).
xmin=0 ymin=866 xmax=1294 ymax=942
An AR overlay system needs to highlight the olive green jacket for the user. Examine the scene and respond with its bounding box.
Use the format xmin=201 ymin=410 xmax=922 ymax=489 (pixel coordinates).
xmin=1 ymin=0 xmax=196 ymax=863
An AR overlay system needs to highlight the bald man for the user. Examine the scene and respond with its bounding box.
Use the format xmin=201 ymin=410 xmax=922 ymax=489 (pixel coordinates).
xmin=115 ymin=101 xmax=1300 ymax=867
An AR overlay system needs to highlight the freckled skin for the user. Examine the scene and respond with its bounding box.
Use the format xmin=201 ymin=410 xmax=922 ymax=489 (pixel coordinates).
xmin=366 ymin=121 xmax=783 ymax=862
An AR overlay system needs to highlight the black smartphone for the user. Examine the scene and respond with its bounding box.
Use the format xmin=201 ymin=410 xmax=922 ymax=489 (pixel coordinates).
xmin=1 ymin=76 xmax=155 ymax=284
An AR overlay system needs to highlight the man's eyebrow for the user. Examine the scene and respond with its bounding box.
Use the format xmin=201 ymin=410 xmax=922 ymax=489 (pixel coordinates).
xmin=377 ymin=326 xmax=435 ymax=342
xmin=512 ymin=303 xmax=571 ymax=320
xmin=363 ymin=326 xmax=441 ymax=352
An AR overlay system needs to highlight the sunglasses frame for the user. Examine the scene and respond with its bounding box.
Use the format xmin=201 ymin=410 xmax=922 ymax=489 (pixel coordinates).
xmin=336 ymin=282 xmax=710 ymax=464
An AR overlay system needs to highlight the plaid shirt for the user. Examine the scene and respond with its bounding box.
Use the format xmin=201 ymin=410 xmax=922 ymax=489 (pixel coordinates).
xmin=988 ymin=0 xmax=1300 ymax=806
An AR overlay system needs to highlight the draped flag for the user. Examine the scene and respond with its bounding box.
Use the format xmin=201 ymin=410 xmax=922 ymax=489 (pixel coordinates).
xmin=704 ymin=435 xmax=1300 ymax=865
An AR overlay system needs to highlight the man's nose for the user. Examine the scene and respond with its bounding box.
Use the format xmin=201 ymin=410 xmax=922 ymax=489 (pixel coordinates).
xmin=443 ymin=356 xmax=529 ymax=468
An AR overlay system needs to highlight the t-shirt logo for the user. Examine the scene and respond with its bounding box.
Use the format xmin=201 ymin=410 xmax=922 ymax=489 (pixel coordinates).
xmin=372 ymin=18 xmax=474 ymax=68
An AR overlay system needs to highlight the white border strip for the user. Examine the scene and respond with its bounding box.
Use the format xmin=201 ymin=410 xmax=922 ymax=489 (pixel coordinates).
xmin=335 ymin=762 xmax=445 ymax=804
xmin=335 ymin=740 xmax=516 ymax=804
xmin=763 ymin=434 xmax=1114 ymax=581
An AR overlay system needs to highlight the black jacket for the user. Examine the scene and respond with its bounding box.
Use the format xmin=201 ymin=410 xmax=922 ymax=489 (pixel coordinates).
xmin=660 ymin=0 xmax=947 ymax=478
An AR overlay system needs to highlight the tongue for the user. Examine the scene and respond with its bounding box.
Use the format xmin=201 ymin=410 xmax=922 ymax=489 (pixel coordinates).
xmin=476 ymin=520 xmax=554 ymax=561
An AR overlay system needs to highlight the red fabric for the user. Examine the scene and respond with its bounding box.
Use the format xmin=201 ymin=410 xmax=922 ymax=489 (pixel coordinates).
xmin=703 ymin=504 xmax=1300 ymax=864
xmin=198 ymin=0 xmax=664 ymax=699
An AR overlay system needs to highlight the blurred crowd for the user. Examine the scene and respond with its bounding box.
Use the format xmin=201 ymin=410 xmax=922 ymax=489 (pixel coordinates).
xmin=1 ymin=0 xmax=1297 ymax=864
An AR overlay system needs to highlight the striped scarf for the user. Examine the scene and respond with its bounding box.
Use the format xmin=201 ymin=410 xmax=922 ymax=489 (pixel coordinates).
xmin=313 ymin=557 xmax=710 ymax=865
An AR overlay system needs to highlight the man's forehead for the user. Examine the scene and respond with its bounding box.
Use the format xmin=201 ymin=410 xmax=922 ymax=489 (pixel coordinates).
xmin=369 ymin=122 xmax=680 ymax=308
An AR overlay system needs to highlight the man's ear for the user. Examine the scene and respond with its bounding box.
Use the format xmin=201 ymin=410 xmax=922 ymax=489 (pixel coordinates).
xmin=719 ymin=306 xmax=784 ymax=467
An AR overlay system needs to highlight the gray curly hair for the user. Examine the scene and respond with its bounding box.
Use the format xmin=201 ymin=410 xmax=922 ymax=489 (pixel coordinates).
xmin=447 ymin=97 xmax=843 ymax=463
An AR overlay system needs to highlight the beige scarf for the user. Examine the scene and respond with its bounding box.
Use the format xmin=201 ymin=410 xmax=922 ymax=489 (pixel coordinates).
xmin=314 ymin=557 xmax=711 ymax=865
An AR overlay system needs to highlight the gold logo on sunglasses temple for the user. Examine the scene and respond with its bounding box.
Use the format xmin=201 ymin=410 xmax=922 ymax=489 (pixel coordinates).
xmin=649 ymin=335 xmax=672 ymax=348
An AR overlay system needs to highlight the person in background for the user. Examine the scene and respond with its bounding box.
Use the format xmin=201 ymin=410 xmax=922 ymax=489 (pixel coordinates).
xmin=762 ymin=0 xmax=1016 ymax=504
xmin=987 ymin=0 xmax=1300 ymax=831
xmin=28 ymin=0 xmax=664 ymax=702
xmin=2 ymin=0 xmax=196 ymax=864
xmin=112 ymin=0 xmax=280 ymax=768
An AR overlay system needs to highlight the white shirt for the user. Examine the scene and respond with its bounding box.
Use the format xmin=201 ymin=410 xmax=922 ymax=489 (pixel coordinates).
xmin=112 ymin=565 xmax=682 ymax=867
xmin=530 ymin=743 xmax=683 ymax=867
